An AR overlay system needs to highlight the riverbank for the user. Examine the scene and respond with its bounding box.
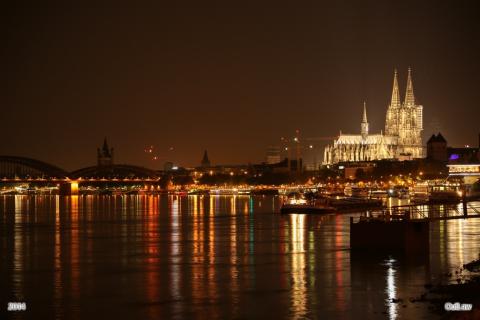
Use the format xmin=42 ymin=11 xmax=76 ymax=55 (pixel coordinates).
xmin=410 ymin=257 xmax=480 ymax=319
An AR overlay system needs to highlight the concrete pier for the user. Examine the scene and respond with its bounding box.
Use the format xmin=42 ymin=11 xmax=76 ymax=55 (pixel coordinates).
xmin=59 ymin=181 xmax=79 ymax=195
xmin=350 ymin=217 xmax=429 ymax=253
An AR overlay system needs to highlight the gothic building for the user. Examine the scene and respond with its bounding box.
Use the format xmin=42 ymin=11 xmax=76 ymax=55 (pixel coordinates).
xmin=97 ymin=138 xmax=114 ymax=166
xmin=323 ymin=68 xmax=424 ymax=164
xmin=385 ymin=68 xmax=423 ymax=158
xmin=201 ymin=150 xmax=211 ymax=167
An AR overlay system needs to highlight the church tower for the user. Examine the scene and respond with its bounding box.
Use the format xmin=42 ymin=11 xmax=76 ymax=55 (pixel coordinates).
xmin=384 ymin=68 xmax=424 ymax=159
xmin=361 ymin=102 xmax=369 ymax=139
xmin=201 ymin=150 xmax=211 ymax=167
xmin=385 ymin=69 xmax=401 ymax=136
xmin=397 ymin=68 xmax=423 ymax=158
xmin=97 ymin=137 xmax=114 ymax=166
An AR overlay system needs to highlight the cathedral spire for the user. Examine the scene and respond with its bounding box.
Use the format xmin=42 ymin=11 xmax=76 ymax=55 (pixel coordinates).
xmin=404 ymin=67 xmax=415 ymax=106
xmin=201 ymin=150 xmax=211 ymax=167
xmin=98 ymin=137 xmax=114 ymax=166
xmin=102 ymin=137 xmax=109 ymax=153
xmin=362 ymin=101 xmax=368 ymax=123
xmin=361 ymin=102 xmax=369 ymax=138
xmin=390 ymin=69 xmax=401 ymax=107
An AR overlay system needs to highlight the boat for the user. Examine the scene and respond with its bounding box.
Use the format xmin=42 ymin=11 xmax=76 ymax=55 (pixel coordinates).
xmin=425 ymin=182 xmax=462 ymax=204
xmin=344 ymin=185 xmax=369 ymax=198
xmin=326 ymin=196 xmax=383 ymax=211
xmin=428 ymin=188 xmax=461 ymax=203
xmin=188 ymin=189 xmax=210 ymax=195
xmin=411 ymin=182 xmax=429 ymax=203
xmin=172 ymin=190 xmax=188 ymax=196
xmin=387 ymin=186 xmax=409 ymax=198
xmin=280 ymin=203 xmax=337 ymax=214
xmin=280 ymin=192 xmax=336 ymax=214
xmin=250 ymin=188 xmax=279 ymax=195
xmin=369 ymin=189 xmax=388 ymax=199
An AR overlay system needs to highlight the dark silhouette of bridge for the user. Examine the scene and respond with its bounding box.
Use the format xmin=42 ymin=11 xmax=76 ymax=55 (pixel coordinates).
xmin=0 ymin=155 xmax=158 ymax=179
xmin=0 ymin=156 xmax=69 ymax=178
xmin=0 ymin=155 xmax=162 ymax=195
xmin=0 ymin=138 xmax=165 ymax=194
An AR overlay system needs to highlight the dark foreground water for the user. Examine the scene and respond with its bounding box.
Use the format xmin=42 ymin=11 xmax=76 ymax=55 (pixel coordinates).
xmin=1 ymin=195 xmax=479 ymax=319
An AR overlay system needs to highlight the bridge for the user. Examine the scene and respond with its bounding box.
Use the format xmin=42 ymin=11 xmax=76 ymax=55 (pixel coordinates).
xmin=0 ymin=155 xmax=68 ymax=178
xmin=0 ymin=156 xmax=162 ymax=195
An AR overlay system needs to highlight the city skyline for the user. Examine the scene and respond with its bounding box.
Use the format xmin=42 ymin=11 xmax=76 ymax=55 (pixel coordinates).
xmin=2 ymin=2 xmax=480 ymax=170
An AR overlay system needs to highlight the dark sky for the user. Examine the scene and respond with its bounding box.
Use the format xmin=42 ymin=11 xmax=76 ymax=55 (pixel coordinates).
xmin=2 ymin=1 xmax=480 ymax=170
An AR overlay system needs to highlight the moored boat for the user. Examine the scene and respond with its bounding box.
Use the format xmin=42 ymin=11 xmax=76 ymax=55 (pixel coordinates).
xmin=280 ymin=204 xmax=336 ymax=214
xmin=280 ymin=192 xmax=336 ymax=214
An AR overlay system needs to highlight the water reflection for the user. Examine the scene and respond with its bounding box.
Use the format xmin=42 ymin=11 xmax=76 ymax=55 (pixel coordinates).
xmin=191 ymin=195 xmax=205 ymax=309
xmin=1 ymin=196 xmax=480 ymax=319
xmin=334 ymin=215 xmax=347 ymax=313
xmin=207 ymin=196 xmax=217 ymax=304
xmin=169 ymin=196 xmax=182 ymax=317
xmin=54 ymin=195 xmax=61 ymax=317
xmin=70 ymin=196 xmax=80 ymax=307
xmin=13 ymin=195 xmax=24 ymax=300
xmin=385 ymin=258 xmax=397 ymax=320
xmin=144 ymin=195 xmax=160 ymax=318
xmin=229 ymin=196 xmax=239 ymax=314
xmin=289 ymin=214 xmax=307 ymax=319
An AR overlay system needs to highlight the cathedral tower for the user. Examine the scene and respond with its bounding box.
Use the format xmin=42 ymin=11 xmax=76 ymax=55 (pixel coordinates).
xmin=385 ymin=69 xmax=401 ymax=136
xmin=397 ymin=68 xmax=423 ymax=158
xmin=361 ymin=102 xmax=369 ymax=138
xmin=323 ymin=68 xmax=424 ymax=165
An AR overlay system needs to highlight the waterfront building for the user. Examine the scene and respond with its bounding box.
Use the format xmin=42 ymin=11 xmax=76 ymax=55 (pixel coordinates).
xmin=427 ymin=133 xmax=448 ymax=162
xmin=323 ymin=68 xmax=424 ymax=164
xmin=447 ymin=135 xmax=480 ymax=163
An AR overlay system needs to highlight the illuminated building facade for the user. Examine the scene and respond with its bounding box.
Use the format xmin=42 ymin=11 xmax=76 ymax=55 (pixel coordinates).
xmin=324 ymin=68 xmax=424 ymax=164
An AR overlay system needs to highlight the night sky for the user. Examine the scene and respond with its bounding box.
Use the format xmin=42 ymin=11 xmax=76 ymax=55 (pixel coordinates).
xmin=2 ymin=1 xmax=480 ymax=171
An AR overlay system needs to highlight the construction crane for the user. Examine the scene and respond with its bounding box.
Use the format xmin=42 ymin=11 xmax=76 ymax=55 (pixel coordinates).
xmin=279 ymin=131 xmax=335 ymax=172
xmin=304 ymin=136 xmax=338 ymax=141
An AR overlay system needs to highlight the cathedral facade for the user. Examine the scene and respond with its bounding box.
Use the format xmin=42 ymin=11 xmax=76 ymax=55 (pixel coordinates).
xmin=323 ymin=68 xmax=424 ymax=165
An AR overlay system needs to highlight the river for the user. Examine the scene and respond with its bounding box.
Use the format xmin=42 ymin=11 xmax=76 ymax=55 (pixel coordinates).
xmin=1 ymin=195 xmax=479 ymax=319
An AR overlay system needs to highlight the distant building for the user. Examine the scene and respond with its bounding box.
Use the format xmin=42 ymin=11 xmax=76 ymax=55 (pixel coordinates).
xmin=201 ymin=150 xmax=211 ymax=167
xmin=97 ymin=138 xmax=114 ymax=166
xmin=444 ymin=133 xmax=480 ymax=163
xmin=426 ymin=133 xmax=447 ymax=162
xmin=324 ymin=68 xmax=424 ymax=164
xmin=164 ymin=161 xmax=174 ymax=171
xmin=265 ymin=146 xmax=281 ymax=164
xmin=343 ymin=162 xmax=375 ymax=180
xmin=448 ymin=147 xmax=480 ymax=163
xmin=446 ymin=134 xmax=480 ymax=190
xmin=70 ymin=138 xmax=157 ymax=179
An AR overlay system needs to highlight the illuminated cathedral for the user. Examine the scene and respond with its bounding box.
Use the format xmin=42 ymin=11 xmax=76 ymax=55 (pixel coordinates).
xmin=323 ymin=68 xmax=424 ymax=164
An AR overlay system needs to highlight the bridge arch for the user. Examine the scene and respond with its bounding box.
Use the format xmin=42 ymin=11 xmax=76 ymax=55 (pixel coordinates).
xmin=70 ymin=164 xmax=158 ymax=179
xmin=0 ymin=156 xmax=68 ymax=178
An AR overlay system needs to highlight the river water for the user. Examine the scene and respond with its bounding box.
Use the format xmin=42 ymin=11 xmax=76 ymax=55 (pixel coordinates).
xmin=1 ymin=195 xmax=479 ymax=319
